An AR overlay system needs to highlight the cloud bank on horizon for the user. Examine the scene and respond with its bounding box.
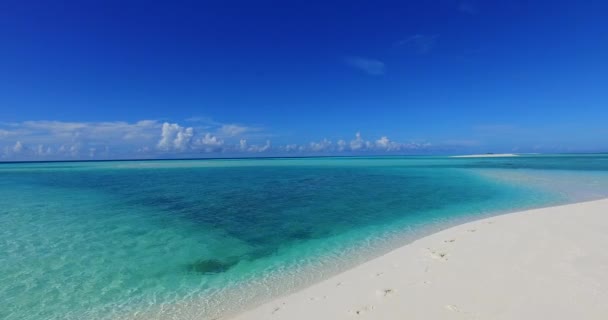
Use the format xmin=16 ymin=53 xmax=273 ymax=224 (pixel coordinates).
xmin=0 ymin=119 xmax=434 ymax=161
xmin=2 ymin=116 xmax=605 ymax=161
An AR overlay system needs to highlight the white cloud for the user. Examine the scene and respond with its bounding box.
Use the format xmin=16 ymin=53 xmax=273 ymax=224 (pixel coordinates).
xmin=0 ymin=120 xmax=162 ymax=160
xmin=122 ymin=120 xmax=161 ymax=140
xmin=8 ymin=120 xmax=161 ymax=146
xmin=376 ymin=136 xmax=390 ymax=148
xmin=0 ymin=119 xmax=435 ymax=160
xmin=218 ymin=124 xmax=249 ymax=137
xmin=278 ymin=133 xmax=431 ymax=154
xmin=0 ymin=117 xmax=274 ymax=160
xmin=375 ymin=136 xmax=404 ymax=151
xmin=199 ymin=133 xmax=223 ymax=146
xmin=13 ymin=141 xmax=24 ymax=153
xmin=328 ymin=133 xmax=430 ymax=152
xmin=158 ymin=122 xmax=195 ymax=151
xmin=35 ymin=144 xmax=52 ymax=156
xmin=283 ymin=144 xmax=299 ymax=152
xmin=350 ymin=132 xmax=365 ymax=150
xmin=21 ymin=120 xmax=87 ymax=135
xmin=69 ymin=143 xmax=80 ymax=156
xmin=309 ymin=139 xmax=332 ymax=152
xmin=345 ymin=57 xmax=386 ymax=75
xmin=248 ymin=140 xmax=271 ymax=153
xmin=195 ymin=133 xmax=224 ymax=152
xmin=174 ymin=127 xmax=194 ymax=151
xmin=239 ymin=139 xmax=248 ymax=151
xmin=0 ymin=129 xmax=16 ymax=138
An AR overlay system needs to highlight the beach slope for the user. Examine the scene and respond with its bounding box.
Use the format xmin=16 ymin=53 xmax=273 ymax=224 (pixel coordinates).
xmin=230 ymin=199 xmax=608 ymax=320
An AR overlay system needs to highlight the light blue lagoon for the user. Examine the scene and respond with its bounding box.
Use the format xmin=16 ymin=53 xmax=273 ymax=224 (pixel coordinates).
xmin=2 ymin=155 xmax=608 ymax=319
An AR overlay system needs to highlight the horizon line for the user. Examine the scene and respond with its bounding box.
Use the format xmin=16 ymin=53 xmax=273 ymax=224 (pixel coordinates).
xmin=2 ymin=152 xmax=608 ymax=165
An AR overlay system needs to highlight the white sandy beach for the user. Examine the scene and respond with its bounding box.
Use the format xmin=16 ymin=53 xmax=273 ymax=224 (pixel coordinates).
xmin=230 ymin=198 xmax=608 ymax=320
xmin=451 ymin=153 xmax=519 ymax=158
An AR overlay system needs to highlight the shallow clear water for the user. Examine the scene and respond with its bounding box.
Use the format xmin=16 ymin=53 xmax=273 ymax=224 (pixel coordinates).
xmin=2 ymin=155 xmax=608 ymax=319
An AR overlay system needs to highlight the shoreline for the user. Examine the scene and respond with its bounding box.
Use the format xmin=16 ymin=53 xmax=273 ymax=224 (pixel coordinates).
xmin=229 ymin=198 xmax=608 ymax=319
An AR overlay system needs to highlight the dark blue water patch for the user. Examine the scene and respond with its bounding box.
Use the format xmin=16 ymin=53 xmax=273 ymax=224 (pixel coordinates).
xmin=185 ymin=258 xmax=239 ymax=275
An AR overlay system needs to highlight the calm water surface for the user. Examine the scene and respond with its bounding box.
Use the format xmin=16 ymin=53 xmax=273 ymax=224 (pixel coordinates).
xmin=2 ymin=155 xmax=608 ymax=319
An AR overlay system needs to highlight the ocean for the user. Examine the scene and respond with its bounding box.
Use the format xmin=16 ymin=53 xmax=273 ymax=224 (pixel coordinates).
xmin=2 ymin=154 xmax=608 ymax=319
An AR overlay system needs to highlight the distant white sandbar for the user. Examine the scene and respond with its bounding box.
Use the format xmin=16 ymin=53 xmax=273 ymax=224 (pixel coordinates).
xmin=450 ymin=153 xmax=519 ymax=158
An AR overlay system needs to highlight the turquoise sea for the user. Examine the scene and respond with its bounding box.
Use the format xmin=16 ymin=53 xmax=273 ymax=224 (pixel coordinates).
xmin=2 ymin=154 xmax=608 ymax=319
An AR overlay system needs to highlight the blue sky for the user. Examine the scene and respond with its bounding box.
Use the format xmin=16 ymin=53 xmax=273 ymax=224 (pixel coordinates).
xmin=1 ymin=0 xmax=607 ymax=160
